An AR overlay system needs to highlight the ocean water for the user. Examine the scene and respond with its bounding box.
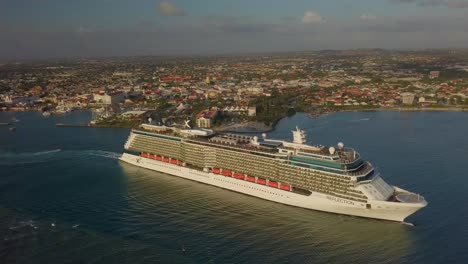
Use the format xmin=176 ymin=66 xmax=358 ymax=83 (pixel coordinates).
xmin=0 ymin=110 xmax=467 ymax=264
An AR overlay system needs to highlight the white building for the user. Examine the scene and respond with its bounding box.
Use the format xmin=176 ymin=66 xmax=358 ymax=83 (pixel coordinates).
xmin=401 ymin=92 xmax=415 ymax=105
xmin=93 ymin=91 xmax=125 ymax=105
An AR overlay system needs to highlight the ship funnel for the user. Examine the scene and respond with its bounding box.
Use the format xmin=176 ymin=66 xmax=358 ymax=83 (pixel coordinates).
xmin=184 ymin=119 xmax=191 ymax=129
xmin=292 ymin=127 xmax=307 ymax=145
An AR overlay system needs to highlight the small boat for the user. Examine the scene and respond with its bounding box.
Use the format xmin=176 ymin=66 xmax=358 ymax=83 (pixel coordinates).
xmin=212 ymin=168 xmax=221 ymax=174
xmin=234 ymin=173 xmax=245 ymax=179
xmin=221 ymin=170 xmax=232 ymax=177
xmin=9 ymin=127 xmax=16 ymax=132
xmin=246 ymin=176 xmax=255 ymax=182
xmin=268 ymin=181 xmax=278 ymax=188
xmin=256 ymin=178 xmax=266 ymax=185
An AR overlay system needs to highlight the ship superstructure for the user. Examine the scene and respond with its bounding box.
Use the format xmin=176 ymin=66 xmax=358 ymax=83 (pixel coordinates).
xmin=120 ymin=123 xmax=427 ymax=222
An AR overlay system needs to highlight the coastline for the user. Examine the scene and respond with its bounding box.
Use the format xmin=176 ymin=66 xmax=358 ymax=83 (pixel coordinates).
xmin=213 ymin=106 xmax=468 ymax=134
xmin=2 ymin=107 xmax=467 ymax=132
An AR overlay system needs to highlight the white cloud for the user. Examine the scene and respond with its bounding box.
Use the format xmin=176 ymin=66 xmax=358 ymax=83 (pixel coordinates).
xmin=390 ymin=0 xmax=468 ymax=8
xmin=302 ymin=11 xmax=325 ymax=24
xmin=158 ymin=1 xmax=185 ymax=16
xmin=360 ymin=14 xmax=377 ymax=20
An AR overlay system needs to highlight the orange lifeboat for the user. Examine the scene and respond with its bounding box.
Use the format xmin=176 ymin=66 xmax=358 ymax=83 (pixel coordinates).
xmin=141 ymin=152 xmax=148 ymax=158
xmin=246 ymin=176 xmax=255 ymax=182
xmin=221 ymin=170 xmax=232 ymax=177
xmin=170 ymin=159 xmax=178 ymax=165
xmin=149 ymin=154 xmax=155 ymax=159
xmin=268 ymin=181 xmax=278 ymax=188
xmin=234 ymin=173 xmax=244 ymax=179
xmin=280 ymin=184 xmax=291 ymax=191
xmin=212 ymin=168 xmax=221 ymax=174
xmin=178 ymin=160 xmax=184 ymax=166
xmin=163 ymin=157 xmax=170 ymax=163
xmin=156 ymin=155 xmax=162 ymax=161
xmin=256 ymin=178 xmax=266 ymax=185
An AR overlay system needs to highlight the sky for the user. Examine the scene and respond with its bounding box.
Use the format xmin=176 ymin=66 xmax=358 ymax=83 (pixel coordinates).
xmin=1 ymin=0 xmax=468 ymax=59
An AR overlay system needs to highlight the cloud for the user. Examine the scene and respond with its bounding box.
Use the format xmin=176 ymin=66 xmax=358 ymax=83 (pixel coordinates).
xmin=360 ymin=14 xmax=377 ymax=20
xmin=390 ymin=0 xmax=468 ymax=8
xmin=2 ymin=14 xmax=468 ymax=60
xmin=302 ymin=11 xmax=325 ymax=24
xmin=158 ymin=1 xmax=185 ymax=16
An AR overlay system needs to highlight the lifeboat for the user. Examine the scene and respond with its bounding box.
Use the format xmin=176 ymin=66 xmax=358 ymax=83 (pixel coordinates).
xmin=256 ymin=178 xmax=266 ymax=185
xmin=280 ymin=184 xmax=291 ymax=191
xmin=163 ymin=157 xmax=170 ymax=163
xmin=141 ymin=152 xmax=148 ymax=158
xmin=156 ymin=155 xmax=162 ymax=161
xmin=170 ymin=159 xmax=178 ymax=165
xmin=212 ymin=168 xmax=221 ymax=174
xmin=178 ymin=160 xmax=184 ymax=166
xmin=246 ymin=176 xmax=255 ymax=182
xmin=149 ymin=154 xmax=155 ymax=159
xmin=268 ymin=181 xmax=278 ymax=188
xmin=221 ymin=170 xmax=232 ymax=177
xmin=234 ymin=173 xmax=244 ymax=179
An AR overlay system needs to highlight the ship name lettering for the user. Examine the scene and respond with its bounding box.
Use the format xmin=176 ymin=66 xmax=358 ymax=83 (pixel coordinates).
xmin=326 ymin=196 xmax=354 ymax=205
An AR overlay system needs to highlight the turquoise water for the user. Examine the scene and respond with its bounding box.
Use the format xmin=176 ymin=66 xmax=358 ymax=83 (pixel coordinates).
xmin=0 ymin=111 xmax=467 ymax=263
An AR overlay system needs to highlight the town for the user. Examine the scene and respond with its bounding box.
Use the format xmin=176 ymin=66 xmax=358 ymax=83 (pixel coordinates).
xmin=1 ymin=49 xmax=468 ymax=131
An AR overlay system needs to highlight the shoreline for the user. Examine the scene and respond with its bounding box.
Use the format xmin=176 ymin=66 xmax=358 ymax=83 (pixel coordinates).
xmin=214 ymin=107 xmax=468 ymax=134
xmin=2 ymin=107 xmax=467 ymax=132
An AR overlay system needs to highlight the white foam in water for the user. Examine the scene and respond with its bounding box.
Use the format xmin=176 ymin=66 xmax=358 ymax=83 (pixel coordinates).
xmin=85 ymin=150 xmax=121 ymax=160
xmin=32 ymin=149 xmax=62 ymax=155
xmin=0 ymin=149 xmax=61 ymax=158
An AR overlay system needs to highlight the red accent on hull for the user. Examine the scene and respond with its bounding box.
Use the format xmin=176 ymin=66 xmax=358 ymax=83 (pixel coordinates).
xmin=268 ymin=181 xmax=278 ymax=188
xmin=280 ymin=184 xmax=291 ymax=191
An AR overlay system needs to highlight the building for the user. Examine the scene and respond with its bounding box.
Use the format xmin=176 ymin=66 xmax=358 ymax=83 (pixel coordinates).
xmin=196 ymin=109 xmax=218 ymax=128
xmin=248 ymin=106 xmax=256 ymax=117
xmin=93 ymin=91 xmax=125 ymax=105
xmin=222 ymin=105 xmax=256 ymax=116
xmin=401 ymin=92 xmax=415 ymax=105
xmin=429 ymin=71 xmax=440 ymax=79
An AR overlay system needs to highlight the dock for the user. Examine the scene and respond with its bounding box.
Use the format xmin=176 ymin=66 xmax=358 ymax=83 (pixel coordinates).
xmin=56 ymin=123 xmax=92 ymax=127
xmin=55 ymin=123 xmax=131 ymax=129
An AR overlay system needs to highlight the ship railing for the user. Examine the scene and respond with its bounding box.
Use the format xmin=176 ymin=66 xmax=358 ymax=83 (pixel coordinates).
xmin=186 ymin=137 xmax=281 ymax=155
xmin=346 ymin=162 xmax=373 ymax=177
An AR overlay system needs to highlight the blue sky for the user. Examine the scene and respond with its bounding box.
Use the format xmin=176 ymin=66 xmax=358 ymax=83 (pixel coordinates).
xmin=1 ymin=0 xmax=468 ymax=59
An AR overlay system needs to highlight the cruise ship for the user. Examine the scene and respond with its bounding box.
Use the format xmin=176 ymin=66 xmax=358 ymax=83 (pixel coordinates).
xmin=119 ymin=123 xmax=427 ymax=222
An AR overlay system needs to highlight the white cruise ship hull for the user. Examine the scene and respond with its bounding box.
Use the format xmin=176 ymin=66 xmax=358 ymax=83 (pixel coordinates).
xmin=120 ymin=153 xmax=426 ymax=222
